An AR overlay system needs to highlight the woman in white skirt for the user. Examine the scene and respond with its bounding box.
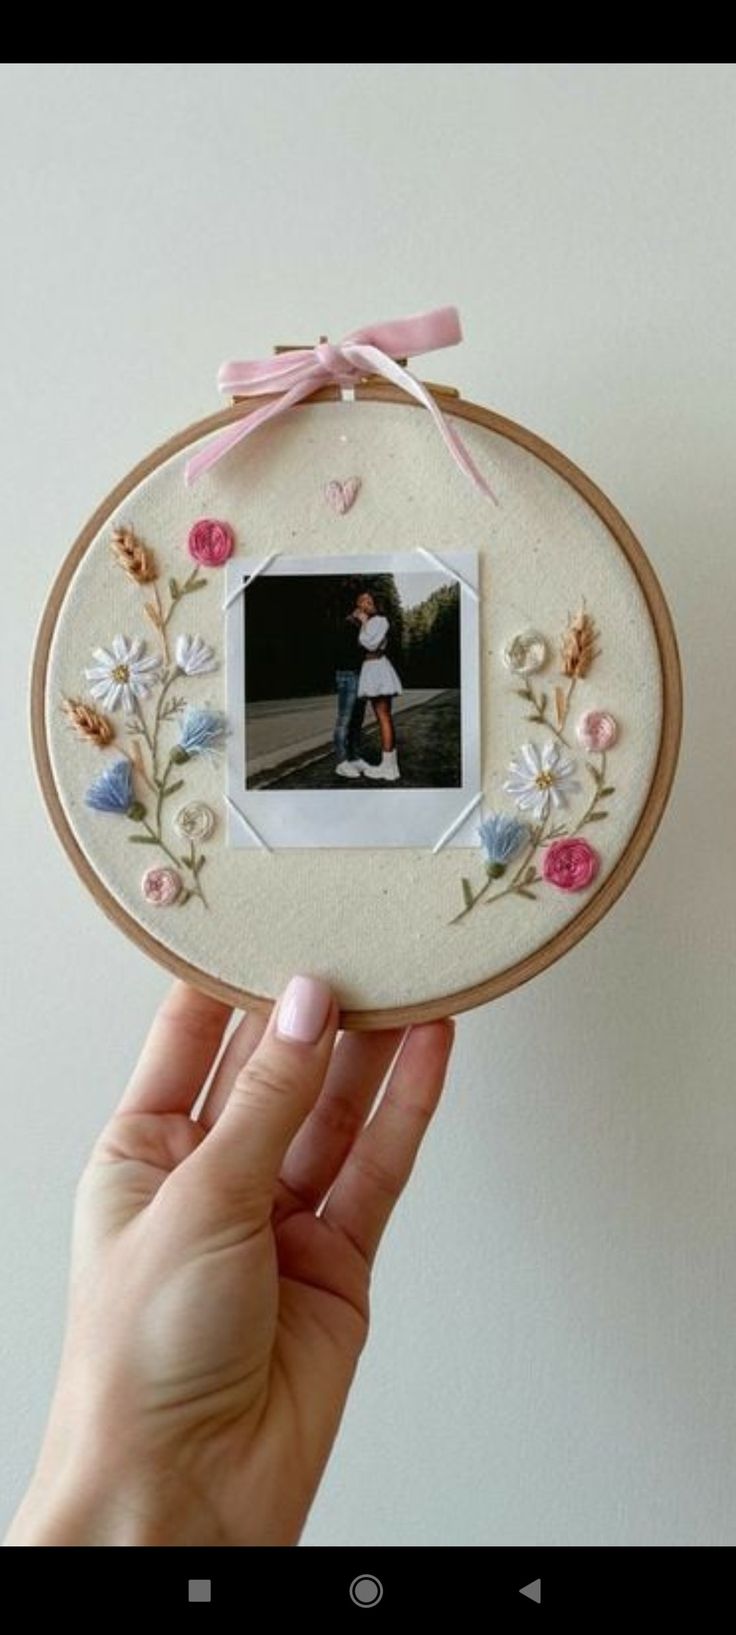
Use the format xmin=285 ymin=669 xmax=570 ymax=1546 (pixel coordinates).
xmin=355 ymin=590 xmax=403 ymax=782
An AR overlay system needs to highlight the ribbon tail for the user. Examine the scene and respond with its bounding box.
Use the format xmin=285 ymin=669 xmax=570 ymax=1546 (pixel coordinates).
xmin=217 ymin=350 xmax=316 ymax=396
xmin=346 ymin=305 xmax=462 ymax=357
xmin=345 ymin=344 xmax=499 ymax=505
xmin=432 ymin=399 xmax=500 ymax=506
xmin=185 ymin=371 xmax=323 ymax=486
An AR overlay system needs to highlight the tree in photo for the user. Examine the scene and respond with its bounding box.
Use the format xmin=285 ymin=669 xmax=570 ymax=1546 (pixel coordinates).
xmin=245 ymin=574 xmax=405 ymax=702
xmin=402 ymin=583 xmax=460 ymax=688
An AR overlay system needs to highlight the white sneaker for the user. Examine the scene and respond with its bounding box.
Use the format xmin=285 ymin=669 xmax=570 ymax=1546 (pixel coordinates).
xmin=336 ymin=760 xmax=361 ymax=779
xmin=363 ymin=750 xmax=401 ymax=782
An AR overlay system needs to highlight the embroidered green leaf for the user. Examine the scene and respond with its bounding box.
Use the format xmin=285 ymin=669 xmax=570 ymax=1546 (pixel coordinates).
xmin=128 ymin=835 xmax=159 ymax=844
xmin=461 ymin=877 xmax=474 ymax=910
xmin=537 ymin=692 xmax=547 ymax=713
xmin=161 ymin=696 xmax=185 ymax=719
xmin=194 ymin=855 xmax=207 ymax=875
xmin=523 ymin=866 xmax=537 ymax=883
xmin=587 ymin=762 xmax=603 ymax=784
xmin=178 ymin=889 xmax=191 ymax=906
xmin=514 ymin=688 xmax=531 ymax=700
xmin=586 ymin=811 xmax=609 ymax=822
xmin=181 ymin=579 xmax=207 ymax=596
xmin=600 ymin=785 xmax=615 ymax=796
xmin=515 ymin=887 xmax=538 ymax=900
xmin=526 ymin=714 xmax=544 ymax=724
xmin=161 ymin=780 xmax=185 ymax=799
xmin=169 ymin=577 xmax=180 ymax=600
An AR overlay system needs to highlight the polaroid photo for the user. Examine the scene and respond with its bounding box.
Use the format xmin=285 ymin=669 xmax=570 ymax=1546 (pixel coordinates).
xmin=225 ymin=552 xmax=480 ymax=848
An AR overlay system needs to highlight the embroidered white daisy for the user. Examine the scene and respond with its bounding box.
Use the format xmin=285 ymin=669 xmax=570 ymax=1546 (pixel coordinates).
xmin=503 ymin=740 xmax=581 ymax=822
xmin=175 ymin=633 xmax=217 ymax=676
xmin=85 ymin=636 xmax=162 ymax=712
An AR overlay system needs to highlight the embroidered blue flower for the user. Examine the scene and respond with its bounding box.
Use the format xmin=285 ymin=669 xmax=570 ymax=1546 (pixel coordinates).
xmin=85 ymin=758 xmax=135 ymax=814
xmin=478 ymin=812 xmax=530 ymax=877
xmin=174 ymin=708 xmax=229 ymax=761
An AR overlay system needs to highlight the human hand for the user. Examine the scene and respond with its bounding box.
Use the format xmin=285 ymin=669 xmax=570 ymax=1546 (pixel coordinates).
xmin=6 ymin=979 xmax=453 ymax=1547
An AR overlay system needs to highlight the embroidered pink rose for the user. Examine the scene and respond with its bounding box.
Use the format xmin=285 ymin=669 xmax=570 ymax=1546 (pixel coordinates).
xmin=576 ymin=709 xmax=618 ymax=751
xmin=187 ymin=518 xmax=235 ymax=567
xmin=541 ymin=837 xmax=600 ymax=893
xmin=141 ymin=865 xmax=182 ymax=907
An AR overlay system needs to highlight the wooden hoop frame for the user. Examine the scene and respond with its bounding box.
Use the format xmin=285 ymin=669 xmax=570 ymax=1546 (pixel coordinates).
xmin=30 ymin=386 xmax=682 ymax=1028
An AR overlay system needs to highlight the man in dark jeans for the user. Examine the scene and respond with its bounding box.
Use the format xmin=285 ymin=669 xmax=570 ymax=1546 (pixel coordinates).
xmin=334 ymin=606 xmax=368 ymax=779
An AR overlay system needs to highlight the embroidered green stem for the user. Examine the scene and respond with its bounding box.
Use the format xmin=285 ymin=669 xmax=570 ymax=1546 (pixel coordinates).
xmin=451 ymin=869 xmax=498 ymax=923
xmin=179 ymin=838 xmax=208 ymax=908
xmin=127 ymin=653 xmax=210 ymax=908
xmin=145 ymin=568 xmax=208 ymax=654
xmin=155 ymin=752 xmax=179 ymax=832
xmin=164 ymin=567 xmax=207 ymax=624
xmin=120 ymin=739 xmax=155 ymax=793
xmin=573 ymin=752 xmax=613 ymax=833
xmin=129 ymin=817 xmax=207 ymax=906
xmin=516 ymin=677 xmax=571 ymax=747
xmin=151 ymin=668 xmax=182 ymax=783
xmin=151 ymin=585 xmax=170 ymax=665
xmin=138 ymin=735 xmax=207 ymax=908
xmin=482 ymin=819 xmax=551 ymax=907
xmin=452 ymin=817 xmax=562 ymax=924
xmin=132 ymin=697 xmax=154 ymax=755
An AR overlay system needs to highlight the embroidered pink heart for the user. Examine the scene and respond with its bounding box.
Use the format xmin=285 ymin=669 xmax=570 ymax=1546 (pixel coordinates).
xmin=324 ymin=477 xmax=361 ymax=515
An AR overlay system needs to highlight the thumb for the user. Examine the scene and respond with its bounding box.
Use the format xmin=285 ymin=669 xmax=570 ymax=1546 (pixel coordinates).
xmin=194 ymin=976 xmax=338 ymax=1222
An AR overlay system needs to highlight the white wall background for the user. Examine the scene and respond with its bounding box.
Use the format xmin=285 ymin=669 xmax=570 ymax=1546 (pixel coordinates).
xmin=1 ymin=62 xmax=734 ymax=1546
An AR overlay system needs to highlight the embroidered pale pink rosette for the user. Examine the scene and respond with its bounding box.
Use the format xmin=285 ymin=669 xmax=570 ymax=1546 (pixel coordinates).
xmin=33 ymin=313 xmax=680 ymax=1025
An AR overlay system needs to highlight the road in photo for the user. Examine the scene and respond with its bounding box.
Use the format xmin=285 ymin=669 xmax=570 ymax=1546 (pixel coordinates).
xmin=251 ymin=690 xmax=461 ymax=790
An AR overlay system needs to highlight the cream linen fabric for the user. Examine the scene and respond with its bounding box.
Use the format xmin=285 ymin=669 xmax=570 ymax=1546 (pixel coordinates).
xmin=45 ymin=402 xmax=663 ymax=1010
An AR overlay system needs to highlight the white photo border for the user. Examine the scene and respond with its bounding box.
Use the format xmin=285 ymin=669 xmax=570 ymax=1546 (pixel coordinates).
xmin=225 ymin=552 xmax=481 ymax=850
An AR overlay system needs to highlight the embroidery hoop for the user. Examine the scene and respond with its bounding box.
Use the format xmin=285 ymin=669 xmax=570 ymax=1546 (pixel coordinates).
xmin=30 ymin=383 xmax=682 ymax=1028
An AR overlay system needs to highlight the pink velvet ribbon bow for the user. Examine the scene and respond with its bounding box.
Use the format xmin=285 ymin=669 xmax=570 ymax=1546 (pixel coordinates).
xmin=184 ymin=305 xmax=498 ymax=502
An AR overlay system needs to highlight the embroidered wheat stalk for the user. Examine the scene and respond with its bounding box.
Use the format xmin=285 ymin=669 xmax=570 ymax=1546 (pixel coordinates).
xmin=556 ymin=605 xmax=599 ymax=729
xmin=561 ymin=605 xmax=598 ymax=678
xmin=110 ymin=526 xmax=157 ymax=584
xmin=110 ymin=525 xmax=174 ymax=664
xmin=62 ymin=698 xmax=114 ymax=747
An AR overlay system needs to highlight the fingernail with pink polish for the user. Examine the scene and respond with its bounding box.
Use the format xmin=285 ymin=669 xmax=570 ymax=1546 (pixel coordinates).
xmin=276 ymin=976 xmax=332 ymax=1043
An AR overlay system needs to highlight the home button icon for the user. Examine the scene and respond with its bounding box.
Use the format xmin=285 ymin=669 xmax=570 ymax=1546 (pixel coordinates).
xmin=349 ymin=1574 xmax=384 ymax=1607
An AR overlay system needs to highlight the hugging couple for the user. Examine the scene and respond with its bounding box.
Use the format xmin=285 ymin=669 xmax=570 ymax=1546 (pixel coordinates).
xmin=334 ymin=589 xmax=403 ymax=783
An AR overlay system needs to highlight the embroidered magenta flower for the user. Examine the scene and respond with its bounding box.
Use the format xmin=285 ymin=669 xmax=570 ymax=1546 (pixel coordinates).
xmin=576 ymin=709 xmax=618 ymax=751
xmin=542 ymin=837 xmax=600 ymax=892
xmin=187 ymin=518 xmax=234 ymax=567
xmin=141 ymin=865 xmax=182 ymax=907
